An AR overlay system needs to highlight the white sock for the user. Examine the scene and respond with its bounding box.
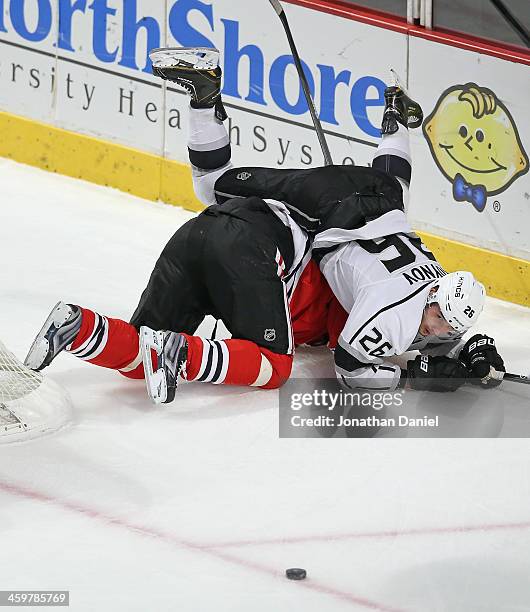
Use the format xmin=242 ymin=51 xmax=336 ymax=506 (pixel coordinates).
xmin=188 ymin=106 xmax=229 ymax=153
xmin=373 ymin=123 xmax=411 ymax=165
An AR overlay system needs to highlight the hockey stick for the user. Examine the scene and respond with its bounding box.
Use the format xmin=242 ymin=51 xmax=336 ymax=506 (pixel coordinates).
xmin=504 ymin=372 xmax=530 ymax=385
xmin=268 ymin=0 xmax=333 ymax=166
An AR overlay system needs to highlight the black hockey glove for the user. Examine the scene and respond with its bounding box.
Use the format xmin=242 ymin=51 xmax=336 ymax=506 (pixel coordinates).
xmin=458 ymin=334 xmax=505 ymax=388
xmin=406 ymin=355 xmax=468 ymax=392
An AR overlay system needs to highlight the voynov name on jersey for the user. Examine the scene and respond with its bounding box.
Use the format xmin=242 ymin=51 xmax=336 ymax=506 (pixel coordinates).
xmin=214 ymin=164 xmax=461 ymax=392
xmin=403 ymin=263 xmax=446 ymax=286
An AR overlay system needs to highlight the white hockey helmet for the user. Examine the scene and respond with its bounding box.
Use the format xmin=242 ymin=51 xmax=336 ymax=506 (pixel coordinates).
xmin=426 ymin=271 xmax=486 ymax=332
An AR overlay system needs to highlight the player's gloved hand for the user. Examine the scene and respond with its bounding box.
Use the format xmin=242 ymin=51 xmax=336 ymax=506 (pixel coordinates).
xmin=405 ymin=355 xmax=468 ymax=392
xmin=458 ymin=334 xmax=505 ymax=388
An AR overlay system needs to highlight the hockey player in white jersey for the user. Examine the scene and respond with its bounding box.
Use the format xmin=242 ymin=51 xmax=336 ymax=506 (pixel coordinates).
xmin=147 ymin=47 xmax=506 ymax=394
xmin=307 ymin=89 xmax=506 ymax=393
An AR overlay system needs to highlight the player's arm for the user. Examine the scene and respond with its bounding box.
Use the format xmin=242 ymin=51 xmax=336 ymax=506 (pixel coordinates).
xmin=335 ymin=314 xmax=469 ymax=393
xmin=334 ymin=340 xmax=403 ymax=391
xmin=333 ymin=309 xmax=404 ymax=392
xmin=419 ymin=336 xmax=465 ymax=357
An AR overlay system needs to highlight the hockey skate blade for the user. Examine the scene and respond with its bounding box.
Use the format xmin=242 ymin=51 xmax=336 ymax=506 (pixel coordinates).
xmin=149 ymin=47 xmax=219 ymax=70
xmin=24 ymin=301 xmax=72 ymax=371
xmin=390 ymin=68 xmax=408 ymax=93
xmin=140 ymin=326 xmax=168 ymax=404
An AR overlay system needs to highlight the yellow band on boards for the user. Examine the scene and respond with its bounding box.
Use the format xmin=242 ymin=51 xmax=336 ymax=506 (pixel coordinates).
xmin=418 ymin=231 xmax=529 ymax=307
xmin=0 ymin=109 xmax=204 ymax=213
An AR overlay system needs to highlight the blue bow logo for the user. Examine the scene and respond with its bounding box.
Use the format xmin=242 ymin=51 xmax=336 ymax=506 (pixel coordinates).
xmin=452 ymin=173 xmax=487 ymax=212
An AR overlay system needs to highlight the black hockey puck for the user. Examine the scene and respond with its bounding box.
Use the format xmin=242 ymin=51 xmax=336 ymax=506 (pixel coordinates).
xmin=286 ymin=567 xmax=306 ymax=580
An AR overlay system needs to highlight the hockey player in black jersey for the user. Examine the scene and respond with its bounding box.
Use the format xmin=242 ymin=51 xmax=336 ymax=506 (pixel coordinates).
xmin=146 ymin=47 xmax=505 ymax=395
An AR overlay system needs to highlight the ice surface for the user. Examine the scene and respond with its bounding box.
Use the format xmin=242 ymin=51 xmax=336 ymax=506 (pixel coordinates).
xmin=0 ymin=158 xmax=529 ymax=611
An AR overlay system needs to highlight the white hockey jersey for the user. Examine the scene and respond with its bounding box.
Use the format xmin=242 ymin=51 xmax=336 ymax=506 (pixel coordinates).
xmin=315 ymin=210 xmax=466 ymax=391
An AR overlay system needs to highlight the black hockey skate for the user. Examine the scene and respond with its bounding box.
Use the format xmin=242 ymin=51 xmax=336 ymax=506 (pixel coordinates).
xmin=140 ymin=327 xmax=188 ymax=404
xmin=24 ymin=301 xmax=82 ymax=371
xmin=149 ymin=47 xmax=227 ymax=121
xmin=381 ymin=86 xmax=424 ymax=135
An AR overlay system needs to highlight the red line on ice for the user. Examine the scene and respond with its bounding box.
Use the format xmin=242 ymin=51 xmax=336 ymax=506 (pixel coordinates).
xmin=205 ymin=520 xmax=530 ymax=549
xmin=0 ymin=480 xmax=404 ymax=612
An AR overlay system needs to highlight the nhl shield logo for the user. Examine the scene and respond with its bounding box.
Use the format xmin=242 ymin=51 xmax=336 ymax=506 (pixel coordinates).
xmin=264 ymin=329 xmax=276 ymax=342
xmin=237 ymin=171 xmax=252 ymax=181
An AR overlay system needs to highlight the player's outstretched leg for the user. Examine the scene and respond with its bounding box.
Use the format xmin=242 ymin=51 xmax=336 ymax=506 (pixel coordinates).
xmin=150 ymin=47 xmax=232 ymax=206
xmin=373 ymin=84 xmax=424 ymax=208
xmin=24 ymin=302 xmax=82 ymax=371
xmin=140 ymin=324 xmax=294 ymax=404
xmin=26 ymin=304 xmax=146 ymax=377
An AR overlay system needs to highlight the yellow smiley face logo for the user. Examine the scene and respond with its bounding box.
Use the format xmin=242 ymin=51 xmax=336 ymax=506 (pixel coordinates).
xmin=423 ymin=83 xmax=528 ymax=210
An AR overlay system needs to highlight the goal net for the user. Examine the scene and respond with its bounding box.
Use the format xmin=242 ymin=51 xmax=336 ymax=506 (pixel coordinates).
xmin=0 ymin=340 xmax=72 ymax=443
